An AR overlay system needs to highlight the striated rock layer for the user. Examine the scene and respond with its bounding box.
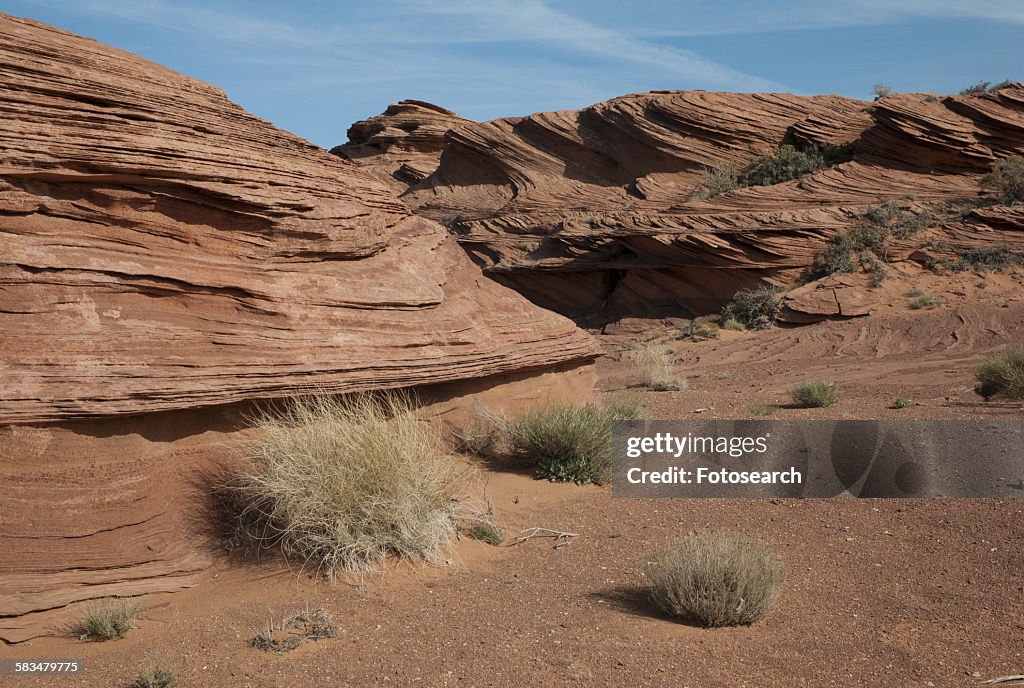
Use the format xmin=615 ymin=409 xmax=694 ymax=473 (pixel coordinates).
xmin=338 ymin=88 xmax=1024 ymax=324
xmin=0 ymin=14 xmax=598 ymax=640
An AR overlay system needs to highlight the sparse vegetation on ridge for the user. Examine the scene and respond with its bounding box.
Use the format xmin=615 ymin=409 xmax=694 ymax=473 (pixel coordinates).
xmin=648 ymin=530 xmax=786 ymax=628
xmin=73 ymin=598 xmax=141 ymax=640
xmin=961 ymin=80 xmax=1015 ymax=95
xmin=981 ymin=156 xmax=1024 ymax=205
xmin=943 ymin=244 xmax=1024 ymax=272
xmin=694 ymin=144 xmax=852 ymax=200
xmin=789 ymin=379 xmax=839 ymax=408
xmin=234 ymin=392 xmax=460 ymax=576
xmin=807 ymin=201 xmax=933 ymax=281
xmin=872 ymin=83 xmax=892 ymax=99
xmin=975 ymin=345 xmax=1024 ymax=400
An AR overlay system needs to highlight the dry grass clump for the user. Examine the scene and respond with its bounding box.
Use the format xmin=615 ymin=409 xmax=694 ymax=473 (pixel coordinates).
xmin=975 ymin=345 xmax=1024 ymax=400
xmin=134 ymin=665 xmax=177 ymax=688
xmin=628 ymin=342 xmax=682 ymax=391
xmin=73 ymin=598 xmax=141 ymax=640
xmin=235 ymin=392 xmax=460 ymax=576
xmin=908 ymin=294 xmax=940 ymax=310
xmin=251 ymin=607 xmax=336 ymax=654
xmin=648 ymin=530 xmax=786 ymax=628
xmin=789 ymin=379 xmax=839 ymax=408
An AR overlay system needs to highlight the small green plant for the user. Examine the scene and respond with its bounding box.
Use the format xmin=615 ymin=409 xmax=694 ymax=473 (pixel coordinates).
xmin=976 ymin=280 xmax=989 ymax=289
xmin=721 ymin=285 xmax=780 ymax=329
xmin=720 ymin=317 xmax=744 ymax=331
xmin=251 ymin=608 xmax=336 ymax=654
xmin=789 ymin=379 xmax=839 ymax=408
xmin=747 ymin=404 xmax=775 ymax=417
xmin=872 ymin=83 xmax=892 ymax=99
xmin=982 ymin=156 xmax=1024 ymax=205
xmin=73 ymin=598 xmax=141 ymax=640
xmin=234 ymin=392 xmax=459 ymax=576
xmin=975 ymin=345 xmax=1024 ymax=400
xmin=506 ymin=403 xmax=627 ymax=484
xmin=904 ymin=288 xmax=924 ymax=298
xmin=628 ymin=342 xmax=683 ymax=391
xmin=134 ymin=665 xmax=177 ymax=688
xmin=891 ymin=397 xmax=910 ymax=409
xmin=648 ymin=530 xmax=786 ymax=628
xmin=694 ymin=162 xmax=742 ymax=200
xmin=466 ymin=521 xmax=503 ymax=546
xmin=908 ymin=294 xmax=939 ymax=310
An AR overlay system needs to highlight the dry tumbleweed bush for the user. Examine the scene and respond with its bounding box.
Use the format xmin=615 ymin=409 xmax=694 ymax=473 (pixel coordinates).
xmin=648 ymin=530 xmax=786 ymax=627
xmin=235 ymin=391 xmax=460 ymax=576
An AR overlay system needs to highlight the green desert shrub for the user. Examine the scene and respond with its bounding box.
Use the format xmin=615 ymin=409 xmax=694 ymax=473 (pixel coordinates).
xmin=73 ymin=598 xmax=141 ymax=640
xmin=743 ymin=144 xmax=826 ymax=187
xmin=720 ymin=285 xmax=780 ymax=330
xmin=982 ymin=156 xmax=1024 ymax=205
xmin=466 ymin=521 xmax=503 ymax=546
xmin=975 ymin=345 xmax=1024 ymax=400
xmin=628 ymin=342 xmax=683 ymax=391
xmin=988 ymin=80 xmax=1015 ymax=93
xmin=891 ymin=397 xmax=910 ymax=409
xmin=506 ymin=402 xmax=630 ymax=485
xmin=944 ymin=244 xmax=1024 ymax=272
xmin=789 ymin=379 xmax=839 ymax=408
xmin=648 ymin=530 xmax=786 ymax=628
xmin=808 ymin=202 xmax=932 ymax=280
xmin=134 ymin=665 xmax=177 ymax=688
xmin=694 ymin=162 xmax=742 ymax=200
xmin=235 ymin=392 xmax=460 ymax=575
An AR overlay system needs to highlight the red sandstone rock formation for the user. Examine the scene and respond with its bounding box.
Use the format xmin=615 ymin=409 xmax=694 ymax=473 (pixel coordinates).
xmin=333 ymin=100 xmax=471 ymax=195
xmin=337 ymin=88 xmax=1024 ymax=324
xmin=0 ymin=14 xmax=598 ymax=640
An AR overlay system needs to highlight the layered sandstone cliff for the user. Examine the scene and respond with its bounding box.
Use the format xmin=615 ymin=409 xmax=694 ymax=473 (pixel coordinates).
xmin=0 ymin=14 xmax=598 ymax=640
xmin=338 ymin=88 xmax=1024 ymax=324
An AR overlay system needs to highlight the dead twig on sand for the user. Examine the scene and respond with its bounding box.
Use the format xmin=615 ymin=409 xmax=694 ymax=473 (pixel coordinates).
xmin=980 ymin=677 xmax=1024 ymax=685
xmin=507 ymin=527 xmax=578 ymax=549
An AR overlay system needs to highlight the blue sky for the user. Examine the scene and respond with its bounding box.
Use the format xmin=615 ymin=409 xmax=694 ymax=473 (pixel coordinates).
xmin=5 ymin=1 xmax=1022 ymax=148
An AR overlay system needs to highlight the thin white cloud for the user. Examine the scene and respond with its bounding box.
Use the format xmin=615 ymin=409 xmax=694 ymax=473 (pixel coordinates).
xmin=21 ymin=0 xmax=785 ymax=92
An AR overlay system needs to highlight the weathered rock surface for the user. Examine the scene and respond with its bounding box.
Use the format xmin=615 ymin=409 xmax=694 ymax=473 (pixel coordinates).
xmin=0 ymin=15 xmax=598 ymax=425
xmin=338 ymin=88 xmax=1024 ymax=323
xmin=333 ymin=100 xmax=471 ymax=195
xmin=0 ymin=14 xmax=598 ymax=640
xmin=779 ymin=274 xmax=880 ymax=323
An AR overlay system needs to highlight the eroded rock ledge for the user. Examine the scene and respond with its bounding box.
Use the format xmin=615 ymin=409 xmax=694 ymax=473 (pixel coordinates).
xmin=337 ymin=88 xmax=1024 ymax=324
